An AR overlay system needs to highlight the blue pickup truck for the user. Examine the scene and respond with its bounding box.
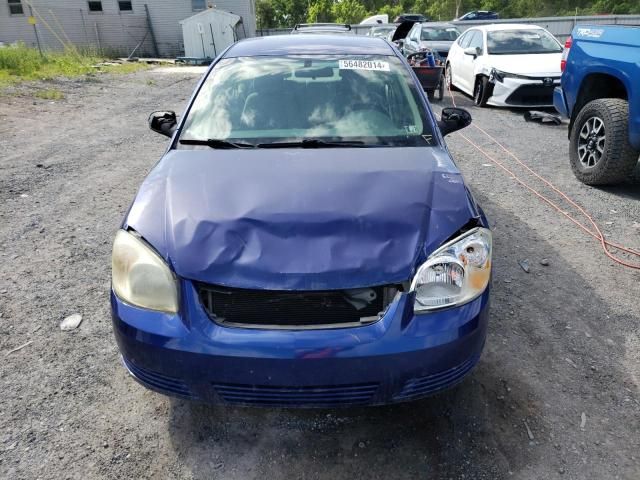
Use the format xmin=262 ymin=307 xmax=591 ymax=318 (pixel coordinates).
xmin=554 ymin=25 xmax=639 ymax=185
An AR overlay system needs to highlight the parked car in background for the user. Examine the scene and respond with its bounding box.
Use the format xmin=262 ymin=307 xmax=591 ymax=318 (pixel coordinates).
xmin=366 ymin=25 xmax=396 ymax=39
xmin=554 ymin=25 xmax=640 ymax=185
xmin=112 ymin=34 xmax=491 ymax=407
xmin=393 ymin=13 xmax=428 ymax=23
xmin=402 ymin=22 xmax=461 ymax=60
xmin=291 ymin=23 xmax=354 ymax=35
xmin=455 ymin=10 xmax=499 ymax=21
xmin=446 ymin=24 xmax=563 ymax=107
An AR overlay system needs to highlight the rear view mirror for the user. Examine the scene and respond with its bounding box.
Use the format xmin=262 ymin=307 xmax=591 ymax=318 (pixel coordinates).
xmin=438 ymin=107 xmax=472 ymax=136
xmin=149 ymin=111 xmax=177 ymax=138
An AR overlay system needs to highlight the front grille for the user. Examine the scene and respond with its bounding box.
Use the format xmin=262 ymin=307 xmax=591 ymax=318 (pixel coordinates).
xmin=123 ymin=357 xmax=195 ymax=399
xmin=505 ymin=84 xmax=555 ymax=105
xmin=393 ymin=353 xmax=480 ymax=401
xmin=213 ymin=382 xmax=379 ymax=406
xmin=198 ymin=283 xmax=389 ymax=328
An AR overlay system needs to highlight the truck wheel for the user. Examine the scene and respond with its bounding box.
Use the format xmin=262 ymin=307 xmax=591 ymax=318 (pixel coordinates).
xmin=570 ymin=98 xmax=639 ymax=185
xmin=473 ymin=76 xmax=490 ymax=107
xmin=427 ymin=89 xmax=435 ymax=101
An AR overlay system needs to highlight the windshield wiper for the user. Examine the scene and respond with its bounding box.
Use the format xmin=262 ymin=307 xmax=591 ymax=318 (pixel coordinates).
xmin=179 ymin=138 xmax=256 ymax=149
xmin=256 ymin=139 xmax=368 ymax=148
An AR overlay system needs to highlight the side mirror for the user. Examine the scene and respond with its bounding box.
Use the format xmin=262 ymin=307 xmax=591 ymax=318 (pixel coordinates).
xmin=149 ymin=111 xmax=177 ymax=138
xmin=463 ymin=47 xmax=479 ymax=57
xmin=438 ymin=107 xmax=472 ymax=136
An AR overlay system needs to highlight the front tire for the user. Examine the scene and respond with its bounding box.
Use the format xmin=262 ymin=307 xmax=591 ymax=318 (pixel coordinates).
xmin=445 ymin=63 xmax=456 ymax=92
xmin=473 ymin=76 xmax=490 ymax=107
xmin=569 ymin=98 xmax=639 ymax=185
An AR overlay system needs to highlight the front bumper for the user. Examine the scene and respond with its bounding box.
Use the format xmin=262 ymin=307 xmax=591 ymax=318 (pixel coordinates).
xmin=488 ymin=76 xmax=560 ymax=108
xmin=112 ymin=279 xmax=490 ymax=407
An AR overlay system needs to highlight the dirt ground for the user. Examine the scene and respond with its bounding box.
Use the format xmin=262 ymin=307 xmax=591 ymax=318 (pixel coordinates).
xmin=1 ymin=67 xmax=639 ymax=480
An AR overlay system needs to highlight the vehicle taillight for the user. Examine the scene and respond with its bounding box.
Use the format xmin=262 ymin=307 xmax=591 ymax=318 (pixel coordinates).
xmin=560 ymin=36 xmax=572 ymax=72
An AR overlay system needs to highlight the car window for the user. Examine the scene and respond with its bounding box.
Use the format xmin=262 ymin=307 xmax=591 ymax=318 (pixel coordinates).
xmin=420 ymin=26 xmax=460 ymax=41
xmin=468 ymin=31 xmax=484 ymax=52
xmin=487 ymin=29 xmax=562 ymax=54
xmin=458 ymin=30 xmax=472 ymax=48
xmin=181 ymin=55 xmax=435 ymax=147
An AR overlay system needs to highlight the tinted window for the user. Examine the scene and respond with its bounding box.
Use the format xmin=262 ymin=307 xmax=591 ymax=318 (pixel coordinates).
xmin=458 ymin=31 xmax=472 ymax=48
xmin=487 ymin=29 xmax=562 ymax=54
xmin=8 ymin=0 xmax=23 ymax=15
xmin=468 ymin=31 xmax=484 ymax=52
xmin=420 ymin=26 xmax=460 ymax=41
xmin=88 ymin=1 xmax=102 ymax=12
xmin=181 ymin=56 xmax=435 ymax=147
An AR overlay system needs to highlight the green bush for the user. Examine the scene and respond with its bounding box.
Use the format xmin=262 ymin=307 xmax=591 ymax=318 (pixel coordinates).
xmin=0 ymin=43 xmax=147 ymax=88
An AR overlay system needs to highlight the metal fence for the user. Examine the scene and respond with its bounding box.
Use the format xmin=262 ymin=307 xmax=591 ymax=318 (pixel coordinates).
xmin=257 ymin=14 xmax=640 ymax=41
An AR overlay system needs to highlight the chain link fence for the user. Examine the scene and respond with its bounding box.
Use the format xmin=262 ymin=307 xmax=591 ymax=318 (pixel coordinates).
xmin=257 ymin=14 xmax=640 ymax=41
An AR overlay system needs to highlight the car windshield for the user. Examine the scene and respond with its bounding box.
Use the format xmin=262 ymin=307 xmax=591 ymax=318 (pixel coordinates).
xmin=487 ymin=29 xmax=562 ymax=54
xmin=180 ymin=55 xmax=435 ymax=147
xmin=420 ymin=27 xmax=460 ymax=41
xmin=369 ymin=27 xmax=395 ymax=37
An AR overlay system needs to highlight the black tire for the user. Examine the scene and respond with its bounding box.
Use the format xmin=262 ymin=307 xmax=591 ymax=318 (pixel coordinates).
xmin=435 ymin=73 xmax=445 ymax=101
xmin=427 ymin=89 xmax=435 ymax=101
xmin=569 ymin=98 xmax=640 ymax=185
xmin=473 ymin=76 xmax=490 ymax=107
xmin=445 ymin=63 xmax=456 ymax=92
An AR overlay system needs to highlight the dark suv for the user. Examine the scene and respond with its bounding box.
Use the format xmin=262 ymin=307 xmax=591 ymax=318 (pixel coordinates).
xmin=393 ymin=13 xmax=429 ymax=23
xmin=456 ymin=11 xmax=499 ymax=21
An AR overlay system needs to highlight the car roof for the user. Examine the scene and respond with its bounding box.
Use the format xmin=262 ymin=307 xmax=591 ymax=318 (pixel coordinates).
xmin=418 ymin=22 xmax=458 ymax=28
xmin=471 ymin=23 xmax=544 ymax=32
xmin=223 ymin=35 xmax=396 ymax=57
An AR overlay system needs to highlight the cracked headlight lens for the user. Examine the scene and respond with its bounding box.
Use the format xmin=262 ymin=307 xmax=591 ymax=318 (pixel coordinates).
xmin=112 ymin=230 xmax=178 ymax=313
xmin=411 ymin=227 xmax=492 ymax=312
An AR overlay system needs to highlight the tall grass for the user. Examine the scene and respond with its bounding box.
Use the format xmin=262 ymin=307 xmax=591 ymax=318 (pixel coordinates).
xmin=0 ymin=43 xmax=146 ymax=86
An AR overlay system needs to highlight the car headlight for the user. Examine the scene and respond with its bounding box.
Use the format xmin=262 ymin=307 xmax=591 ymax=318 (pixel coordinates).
xmin=112 ymin=229 xmax=178 ymax=313
xmin=490 ymin=68 xmax=528 ymax=83
xmin=489 ymin=68 xmax=506 ymax=83
xmin=411 ymin=227 xmax=492 ymax=312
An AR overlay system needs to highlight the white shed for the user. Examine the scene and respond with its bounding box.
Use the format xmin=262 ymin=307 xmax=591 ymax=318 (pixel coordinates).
xmin=180 ymin=8 xmax=242 ymax=59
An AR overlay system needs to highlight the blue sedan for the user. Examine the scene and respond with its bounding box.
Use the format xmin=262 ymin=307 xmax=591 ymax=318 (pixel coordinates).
xmin=111 ymin=34 xmax=491 ymax=407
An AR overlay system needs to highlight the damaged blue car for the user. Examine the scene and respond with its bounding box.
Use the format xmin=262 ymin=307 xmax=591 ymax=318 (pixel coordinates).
xmin=111 ymin=35 xmax=491 ymax=406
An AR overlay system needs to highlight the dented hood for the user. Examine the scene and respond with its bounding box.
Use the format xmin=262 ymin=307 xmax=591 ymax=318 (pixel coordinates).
xmin=125 ymin=148 xmax=478 ymax=290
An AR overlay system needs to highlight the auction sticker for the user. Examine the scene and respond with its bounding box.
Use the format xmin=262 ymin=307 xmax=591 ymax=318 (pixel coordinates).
xmin=339 ymin=59 xmax=389 ymax=71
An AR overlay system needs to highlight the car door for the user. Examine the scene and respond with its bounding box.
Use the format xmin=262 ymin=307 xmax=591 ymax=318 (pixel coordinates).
xmin=448 ymin=30 xmax=469 ymax=86
xmin=458 ymin=30 xmax=483 ymax=93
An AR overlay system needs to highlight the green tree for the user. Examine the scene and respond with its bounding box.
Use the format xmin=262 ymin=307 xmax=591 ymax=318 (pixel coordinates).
xmin=332 ymin=0 xmax=370 ymax=23
xmin=256 ymin=0 xmax=277 ymax=28
xmin=307 ymin=0 xmax=335 ymax=22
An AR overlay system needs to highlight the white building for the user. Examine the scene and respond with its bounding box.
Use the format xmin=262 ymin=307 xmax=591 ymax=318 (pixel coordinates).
xmin=0 ymin=0 xmax=256 ymax=57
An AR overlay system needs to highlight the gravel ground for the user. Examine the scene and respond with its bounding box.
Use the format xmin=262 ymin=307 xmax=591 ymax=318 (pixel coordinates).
xmin=1 ymin=67 xmax=639 ymax=480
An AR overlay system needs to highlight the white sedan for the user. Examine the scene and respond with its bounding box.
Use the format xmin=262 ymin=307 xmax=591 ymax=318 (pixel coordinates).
xmin=445 ymin=24 xmax=563 ymax=107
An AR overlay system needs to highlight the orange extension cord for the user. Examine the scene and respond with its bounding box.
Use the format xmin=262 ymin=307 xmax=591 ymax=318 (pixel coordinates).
xmin=444 ymin=85 xmax=640 ymax=269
